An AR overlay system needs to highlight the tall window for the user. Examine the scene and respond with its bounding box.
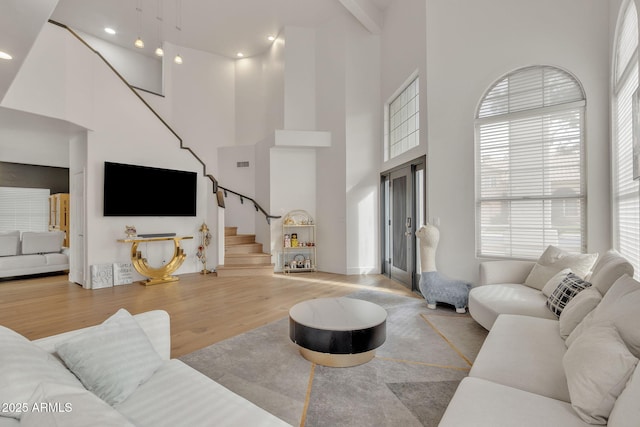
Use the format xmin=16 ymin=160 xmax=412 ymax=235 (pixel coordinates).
xmin=476 ymin=66 xmax=586 ymax=259
xmin=613 ymin=0 xmax=639 ymax=276
xmin=387 ymin=76 xmax=419 ymax=160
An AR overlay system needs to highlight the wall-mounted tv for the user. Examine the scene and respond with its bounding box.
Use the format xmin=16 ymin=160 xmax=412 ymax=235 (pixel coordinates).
xmin=103 ymin=162 xmax=197 ymax=217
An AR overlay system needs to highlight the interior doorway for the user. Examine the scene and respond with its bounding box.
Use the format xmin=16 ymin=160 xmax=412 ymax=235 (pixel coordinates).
xmin=381 ymin=157 xmax=426 ymax=291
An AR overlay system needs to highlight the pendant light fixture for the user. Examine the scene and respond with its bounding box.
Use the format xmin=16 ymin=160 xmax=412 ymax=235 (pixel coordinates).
xmin=134 ymin=0 xmax=144 ymax=49
xmin=155 ymin=0 xmax=164 ymax=57
xmin=174 ymin=0 xmax=183 ymax=64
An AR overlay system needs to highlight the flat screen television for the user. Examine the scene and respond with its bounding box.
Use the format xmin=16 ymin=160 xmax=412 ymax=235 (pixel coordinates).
xmin=103 ymin=161 xmax=197 ymax=216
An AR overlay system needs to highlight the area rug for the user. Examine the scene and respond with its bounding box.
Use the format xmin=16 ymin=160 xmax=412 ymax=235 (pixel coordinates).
xmin=179 ymin=290 xmax=488 ymax=427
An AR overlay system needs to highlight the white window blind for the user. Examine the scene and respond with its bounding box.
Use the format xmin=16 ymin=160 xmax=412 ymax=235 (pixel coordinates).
xmin=0 ymin=187 xmax=50 ymax=232
xmin=613 ymin=1 xmax=639 ymax=277
xmin=476 ymin=66 xmax=586 ymax=259
xmin=388 ymin=77 xmax=419 ymax=159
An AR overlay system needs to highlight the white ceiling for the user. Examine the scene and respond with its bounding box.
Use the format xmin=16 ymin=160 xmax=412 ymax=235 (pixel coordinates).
xmin=51 ymin=0 xmax=392 ymax=60
xmin=0 ymin=0 xmax=391 ymax=144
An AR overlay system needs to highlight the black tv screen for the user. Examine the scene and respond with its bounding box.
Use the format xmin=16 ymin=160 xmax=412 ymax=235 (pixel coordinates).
xmin=104 ymin=162 xmax=197 ymax=216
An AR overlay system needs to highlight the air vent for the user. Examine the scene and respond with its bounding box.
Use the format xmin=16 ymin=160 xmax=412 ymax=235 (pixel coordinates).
xmin=237 ymin=161 xmax=250 ymax=168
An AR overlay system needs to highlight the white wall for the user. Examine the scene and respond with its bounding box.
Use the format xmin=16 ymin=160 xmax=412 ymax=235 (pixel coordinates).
xmin=283 ymin=27 xmax=316 ymax=130
xmin=345 ymin=17 xmax=381 ymax=275
xmin=3 ymin=23 xmax=209 ymax=286
xmin=218 ymin=145 xmax=256 ymax=234
xmin=235 ymin=38 xmax=285 ymax=146
xmin=270 ymin=147 xmax=316 ymax=272
xmin=424 ymin=0 xmax=611 ymax=282
xmin=0 ymin=108 xmax=74 ymax=168
xmin=76 ymin=31 xmax=162 ymax=94
xmin=315 ymin=16 xmax=348 ymax=274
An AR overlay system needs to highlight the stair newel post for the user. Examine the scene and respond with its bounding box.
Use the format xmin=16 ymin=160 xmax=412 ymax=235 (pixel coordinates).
xmin=197 ymin=222 xmax=212 ymax=274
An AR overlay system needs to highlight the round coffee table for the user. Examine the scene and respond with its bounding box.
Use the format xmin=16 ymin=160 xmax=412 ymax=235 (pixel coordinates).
xmin=289 ymin=297 xmax=387 ymax=367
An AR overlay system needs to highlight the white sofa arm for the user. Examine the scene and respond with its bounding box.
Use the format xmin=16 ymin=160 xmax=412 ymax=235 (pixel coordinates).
xmin=479 ymin=260 xmax=536 ymax=285
xmin=33 ymin=310 xmax=171 ymax=361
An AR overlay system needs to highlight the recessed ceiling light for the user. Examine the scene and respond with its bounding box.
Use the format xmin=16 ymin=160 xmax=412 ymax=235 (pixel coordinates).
xmin=0 ymin=51 xmax=12 ymax=60
xmin=236 ymin=52 xmax=244 ymax=58
xmin=267 ymin=35 xmax=275 ymax=41
xmin=104 ymin=27 xmax=116 ymax=35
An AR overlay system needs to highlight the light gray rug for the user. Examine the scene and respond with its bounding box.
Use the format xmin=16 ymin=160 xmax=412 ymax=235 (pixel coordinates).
xmin=179 ymin=290 xmax=488 ymax=427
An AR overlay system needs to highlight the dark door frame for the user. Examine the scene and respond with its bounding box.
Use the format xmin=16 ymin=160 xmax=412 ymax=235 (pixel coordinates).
xmin=380 ymin=156 xmax=426 ymax=291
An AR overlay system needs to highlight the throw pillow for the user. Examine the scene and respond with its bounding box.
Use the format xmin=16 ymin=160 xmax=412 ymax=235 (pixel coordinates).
xmin=21 ymin=382 xmax=135 ymax=427
xmin=0 ymin=326 xmax=83 ymax=419
xmin=588 ymin=249 xmax=634 ymax=295
xmin=56 ymin=308 xmax=163 ymax=406
xmin=541 ymin=268 xmax=572 ymax=297
xmin=563 ymin=324 xmax=638 ymax=424
xmin=559 ymin=288 xmax=602 ymax=339
xmin=21 ymin=231 xmax=65 ymax=255
xmin=608 ymin=360 xmax=640 ymax=427
xmin=546 ymin=273 xmax=592 ymax=317
xmin=524 ymin=245 xmax=598 ymax=290
xmin=0 ymin=230 xmax=20 ymax=256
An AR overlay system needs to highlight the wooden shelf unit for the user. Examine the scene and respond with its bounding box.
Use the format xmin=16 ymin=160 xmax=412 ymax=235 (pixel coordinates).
xmin=49 ymin=193 xmax=70 ymax=247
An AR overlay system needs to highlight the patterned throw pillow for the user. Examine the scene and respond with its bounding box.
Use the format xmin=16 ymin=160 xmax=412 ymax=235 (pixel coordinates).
xmin=546 ymin=273 xmax=592 ymax=317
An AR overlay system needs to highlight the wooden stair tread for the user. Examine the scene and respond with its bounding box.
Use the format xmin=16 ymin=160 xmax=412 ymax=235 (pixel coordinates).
xmin=225 ymin=243 xmax=264 ymax=254
xmin=216 ymin=264 xmax=274 ymax=277
xmin=225 ymin=253 xmax=271 ymax=258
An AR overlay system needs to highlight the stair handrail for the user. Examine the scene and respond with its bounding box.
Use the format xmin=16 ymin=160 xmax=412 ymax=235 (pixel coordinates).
xmin=47 ymin=20 xmax=281 ymax=225
xmin=218 ymin=186 xmax=281 ymax=224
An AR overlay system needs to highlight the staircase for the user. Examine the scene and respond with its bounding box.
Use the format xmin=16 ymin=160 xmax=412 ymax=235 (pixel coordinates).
xmin=216 ymin=227 xmax=274 ymax=277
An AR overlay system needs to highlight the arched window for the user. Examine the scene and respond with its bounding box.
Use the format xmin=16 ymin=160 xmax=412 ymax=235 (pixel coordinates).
xmin=475 ymin=65 xmax=586 ymax=259
xmin=612 ymin=0 xmax=639 ymax=276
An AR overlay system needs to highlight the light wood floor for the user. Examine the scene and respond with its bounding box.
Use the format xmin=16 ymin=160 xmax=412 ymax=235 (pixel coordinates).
xmin=0 ymin=272 xmax=416 ymax=358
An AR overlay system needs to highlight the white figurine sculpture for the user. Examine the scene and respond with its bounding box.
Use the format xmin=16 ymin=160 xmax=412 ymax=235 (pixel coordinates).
xmin=416 ymin=224 xmax=471 ymax=314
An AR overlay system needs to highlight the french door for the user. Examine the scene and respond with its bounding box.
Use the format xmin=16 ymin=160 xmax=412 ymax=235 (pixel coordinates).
xmin=381 ymin=157 xmax=426 ymax=290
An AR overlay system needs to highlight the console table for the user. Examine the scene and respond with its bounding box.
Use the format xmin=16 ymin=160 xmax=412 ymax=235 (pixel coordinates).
xmin=117 ymin=236 xmax=193 ymax=286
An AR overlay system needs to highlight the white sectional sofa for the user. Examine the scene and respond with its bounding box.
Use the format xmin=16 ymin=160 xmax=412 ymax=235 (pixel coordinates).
xmin=0 ymin=309 xmax=291 ymax=427
xmin=0 ymin=231 xmax=69 ymax=279
xmin=440 ymin=249 xmax=639 ymax=426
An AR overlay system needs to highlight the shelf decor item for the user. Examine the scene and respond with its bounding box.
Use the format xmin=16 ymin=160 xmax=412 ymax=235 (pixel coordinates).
xmin=197 ymin=223 xmax=212 ymax=274
xmin=125 ymin=225 xmax=137 ymax=238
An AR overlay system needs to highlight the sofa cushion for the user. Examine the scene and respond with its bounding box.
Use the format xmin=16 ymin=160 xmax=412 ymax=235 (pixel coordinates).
xmin=44 ymin=252 xmax=69 ymax=266
xmin=115 ymin=359 xmax=292 ymax=427
xmin=468 ymin=283 xmax=557 ymax=330
xmin=56 ymin=308 xmax=163 ymax=406
xmin=21 ymin=383 xmax=135 ymax=427
xmin=546 ymin=273 xmax=592 ymax=317
xmin=0 ymin=254 xmax=46 ymax=270
xmin=469 ymin=314 xmax=570 ymax=402
xmin=541 ymin=268 xmax=572 ymax=297
xmin=608 ymin=359 xmax=640 ymax=427
xmin=589 ymin=250 xmax=634 ymax=295
xmin=567 ymin=275 xmax=640 ymax=358
xmin=564 ymin=324 xmax=638 ymax=425
xmin=0 ymin=326 xmax=84 ymax=419
xmin=0 ymin=230 xmax=20 ymax=257
xmin=21 ymin=231 xmax=64 ymax=255
xmin=524 ymin=245 xmax=598 ymax=290
xmin=559 ymin=288 xmax=602 ymax=339
xmin=438 ymin=377 xmax=591 ymax=427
